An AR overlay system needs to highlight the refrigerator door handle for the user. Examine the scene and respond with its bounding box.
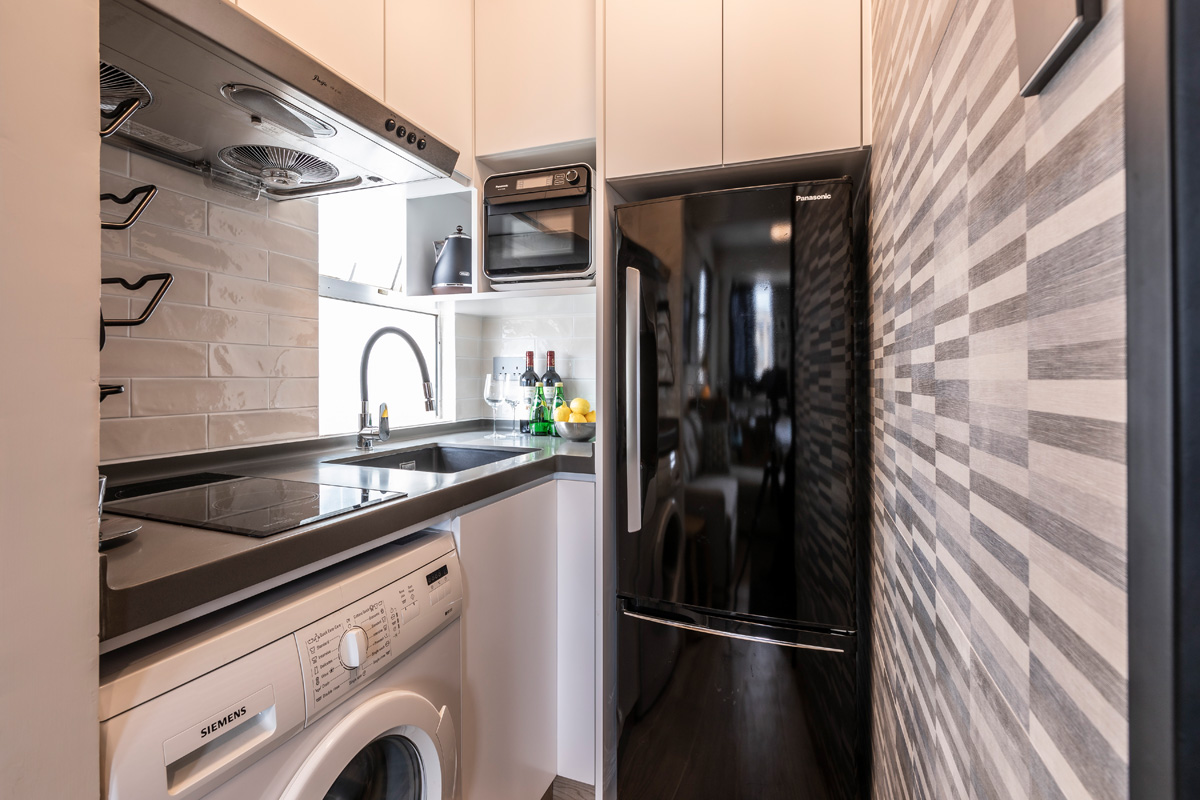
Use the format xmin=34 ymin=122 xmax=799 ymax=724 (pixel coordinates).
xmin=620 ymin=608 xmax=847 ymax=654
xmin=626 ymin=265 xmax=642 ymax=533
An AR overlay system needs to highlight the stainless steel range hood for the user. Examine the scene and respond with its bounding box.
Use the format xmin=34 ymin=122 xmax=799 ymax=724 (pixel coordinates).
xmin=99 ymin=0 xmax=459 ymax=200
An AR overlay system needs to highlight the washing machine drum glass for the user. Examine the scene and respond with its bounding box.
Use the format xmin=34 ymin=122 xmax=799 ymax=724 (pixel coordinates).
xmin=324 ymin=734 xmax=423 ymax=800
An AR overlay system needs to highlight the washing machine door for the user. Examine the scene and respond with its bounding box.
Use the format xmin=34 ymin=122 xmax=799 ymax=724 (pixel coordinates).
xmin=280 ymin=691 xmax=457 ymax=800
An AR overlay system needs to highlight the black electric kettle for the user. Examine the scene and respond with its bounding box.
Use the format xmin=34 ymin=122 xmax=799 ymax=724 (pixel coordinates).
xmin=432 ymin=225 xmax=471 ymax=295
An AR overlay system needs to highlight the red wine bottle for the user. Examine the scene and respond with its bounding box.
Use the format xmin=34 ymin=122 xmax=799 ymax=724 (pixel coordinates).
xmin=518 ymin=350 xmax=538 ymax=434
xmin=541 ymin=350 xmax=562 ymax=396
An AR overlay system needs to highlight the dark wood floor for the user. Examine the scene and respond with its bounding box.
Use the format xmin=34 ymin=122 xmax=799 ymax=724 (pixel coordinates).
xmin=618 ymin=630 xmax=832 ymax=800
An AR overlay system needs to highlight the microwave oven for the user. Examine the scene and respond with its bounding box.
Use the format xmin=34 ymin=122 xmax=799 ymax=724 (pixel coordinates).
xmin=482 ymin=164 xmax=594 ymax=290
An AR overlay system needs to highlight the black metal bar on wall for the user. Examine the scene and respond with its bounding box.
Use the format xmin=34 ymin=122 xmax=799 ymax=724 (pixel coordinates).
xmin=1127 ymin=0 xmax=1199 ymax=796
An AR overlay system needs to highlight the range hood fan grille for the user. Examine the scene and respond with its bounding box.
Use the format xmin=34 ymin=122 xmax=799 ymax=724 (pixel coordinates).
xmin=218 ymin=145 xmax=339 ymax=187
xmin=100 ymin=61 xmax=153 ymax=112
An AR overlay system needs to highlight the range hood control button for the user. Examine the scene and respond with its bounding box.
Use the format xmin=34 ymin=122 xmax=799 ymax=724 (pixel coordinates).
xmin=385 ymin=119 xmax=396 ymax=132
xmin=396 ymin=125 xmax=407 ymax=138
xmin=338 ymin=626 xmax=368 ymax=670
xmin=417 ymin=138 xmax=427 ymax=150
xmin=407 ymin=132 xmax=417 ymax=144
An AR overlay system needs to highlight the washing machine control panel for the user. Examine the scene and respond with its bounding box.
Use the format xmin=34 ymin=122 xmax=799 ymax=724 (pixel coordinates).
xmin=293 ymin=553 xmax=462 ymax=724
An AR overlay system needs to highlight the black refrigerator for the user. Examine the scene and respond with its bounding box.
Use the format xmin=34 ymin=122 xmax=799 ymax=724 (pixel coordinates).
xmin=615 ymin=179 xmax=865 ymax=800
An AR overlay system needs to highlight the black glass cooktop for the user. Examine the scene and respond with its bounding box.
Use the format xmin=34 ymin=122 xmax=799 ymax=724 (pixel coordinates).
xmin=103 ymin=472 xmax=404 ymax=537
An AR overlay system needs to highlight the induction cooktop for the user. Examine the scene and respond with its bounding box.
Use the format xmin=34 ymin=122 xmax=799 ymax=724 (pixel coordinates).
xmin=103 ymin=472 xmax=404 ymax=537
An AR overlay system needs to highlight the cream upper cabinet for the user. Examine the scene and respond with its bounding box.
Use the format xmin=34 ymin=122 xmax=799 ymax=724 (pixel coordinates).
xmin=235 ymin=0 xmax=386 ymax=99
xmin=723 ymin=0 xmax=862 ymax=163
xmin=605 ymin=0 xmax=722 ymax=178
xmin=384 ymin=0 xmax=473 ymax=170
xmin=475 ymin=0 xmax=596 ymax=157
xmin=607 ymin=0 xmax=863 ymax=177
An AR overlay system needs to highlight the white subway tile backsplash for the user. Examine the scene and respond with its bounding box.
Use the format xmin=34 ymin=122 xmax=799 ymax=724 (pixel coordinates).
xmin=100 ymin=379 xmax=131 ymax=419
xmin=210 ymin=273 xmax=318 ymax=318
xmin=101 ymin=228 xmax=129 ymax=255
xmin=208 ymin=205 xmax=318 ymax=260
xmin=131 ymin=378 xmax=269 ymax=416
xmin=131 ymin=304 xmax=269 ymax=345
xmin=101 ymin=173 xmax=206 ymax=234
xmin=102 ymin=256 xmax=209 ymax=306
xmin=100 ymin=144 xmax=320 ymax=462
xmin=482 ymin=315 xmax=575 ymax=339
xmin=208 ymin=408 xmax=318 ymax=448
xmin=454 ymin=304 xmax=598 ymax=420
xmin=101 ymin=338 xmax=208 ymax=377
xmin=100 ymin=145 xmax=129 ymax=176
xmin=101 ymin=296 xmax=130 ymax=337
xmin=210 ymin=343 xmax=319 ymax=378
xmin=270 ymin=378 xmax=319 ymax=408
xmin=269 ymin=316 xmax=319 ymax=347
xmin=100 ymin=414 xmax=209 ymax=461
xmin=268 ymin=252 xmax=319 ymax=289
xmin=267 ymin=198 xmax=319 ymax=231
xmin=132 ymin=223 xmax=269 ymax=279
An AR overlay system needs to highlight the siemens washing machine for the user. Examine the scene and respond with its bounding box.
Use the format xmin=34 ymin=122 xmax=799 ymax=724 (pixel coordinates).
xmin=100 ymin=531 xmax=463 ymax=800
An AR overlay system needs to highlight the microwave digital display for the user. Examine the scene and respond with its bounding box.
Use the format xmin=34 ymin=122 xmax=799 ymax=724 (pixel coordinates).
xmin=516 ymin=175 xmax=554 ymax=190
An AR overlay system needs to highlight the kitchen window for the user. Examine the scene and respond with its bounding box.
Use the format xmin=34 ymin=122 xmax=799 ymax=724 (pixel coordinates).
xmin=317 ymin=188 xmax=439 ymax=435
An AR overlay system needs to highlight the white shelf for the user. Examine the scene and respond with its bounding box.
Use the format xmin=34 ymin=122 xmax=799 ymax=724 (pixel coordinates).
xmin=397 ymin=285 xmax=597 ymax=317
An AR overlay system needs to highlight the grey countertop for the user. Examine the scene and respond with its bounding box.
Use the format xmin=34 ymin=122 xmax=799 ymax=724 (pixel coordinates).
xmin=99 ymin=422 xmax=593 ymax=645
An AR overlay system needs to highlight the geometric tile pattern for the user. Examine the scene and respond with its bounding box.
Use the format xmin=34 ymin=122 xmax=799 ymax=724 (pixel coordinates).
xmin=866 ymin=0 xmax=1128 ymax=798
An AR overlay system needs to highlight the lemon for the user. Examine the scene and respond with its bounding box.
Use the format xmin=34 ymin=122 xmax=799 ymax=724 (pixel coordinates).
xmin=568 ymin=412 xmax=587 ymax=423
xmin=570 ymin=397 xmax=591 ymax=415
xmin=552 ymin=405 xmax=572 ymax=423
xmin=585 ymin=410 xmax=596 ymax=423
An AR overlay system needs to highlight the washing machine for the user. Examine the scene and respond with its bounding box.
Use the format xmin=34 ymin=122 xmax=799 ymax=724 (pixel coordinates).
xmin=100 ymin=530 xmax=462 ymax=800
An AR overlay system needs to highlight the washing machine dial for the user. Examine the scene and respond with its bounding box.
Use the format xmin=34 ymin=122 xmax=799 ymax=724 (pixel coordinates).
xmin=338 ymin=626 xmax=369 ymax=669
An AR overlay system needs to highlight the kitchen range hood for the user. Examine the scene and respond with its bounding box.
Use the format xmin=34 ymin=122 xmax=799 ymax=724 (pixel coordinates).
xmin=99 ymin=0 xmax=458 ymax=201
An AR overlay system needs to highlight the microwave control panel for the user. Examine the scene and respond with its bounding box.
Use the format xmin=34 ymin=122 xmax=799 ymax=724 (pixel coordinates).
xmin=484 ymin=163 xmax=591 ymax=203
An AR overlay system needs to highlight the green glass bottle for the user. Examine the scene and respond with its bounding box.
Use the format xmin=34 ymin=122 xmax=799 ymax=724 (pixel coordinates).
xmin=530 ymin=382 xmax=552 ymax=436
xmin=549 ymin=382 xmax=566 ymax=437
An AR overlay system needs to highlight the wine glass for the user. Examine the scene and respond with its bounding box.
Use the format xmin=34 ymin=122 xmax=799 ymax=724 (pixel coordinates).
xmin=504 ymin=374 xmax=522 ymax=437
xmin=484 ymin=374 xmax=505 ymax=439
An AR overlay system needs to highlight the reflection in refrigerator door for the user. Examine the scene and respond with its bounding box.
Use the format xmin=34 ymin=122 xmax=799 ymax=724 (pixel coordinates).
xmin=615 ymin=178 xmax=865 ymax=799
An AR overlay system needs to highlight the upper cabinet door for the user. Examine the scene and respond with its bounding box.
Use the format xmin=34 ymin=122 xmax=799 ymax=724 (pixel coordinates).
xmin=385 ymin=0 xmax=473 ymax=171
xmin=606 ymin=0 xmax=722 ymax=178
xmin=723 ymin=0 xmax=862 ymax=164
xmin=475 ymin=0 xmax=596 ymax=158
xmin=235 ymin=0 xmax=386 ymax=100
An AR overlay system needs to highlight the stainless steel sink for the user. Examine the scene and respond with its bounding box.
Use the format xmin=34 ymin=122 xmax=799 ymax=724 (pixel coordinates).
xmin=327 ymin=444 xmax=537 ymax=474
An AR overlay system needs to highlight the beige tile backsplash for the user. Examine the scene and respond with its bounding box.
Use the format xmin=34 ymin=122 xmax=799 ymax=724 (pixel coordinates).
xmin=99 ymin=144 xmax=319 ymax=462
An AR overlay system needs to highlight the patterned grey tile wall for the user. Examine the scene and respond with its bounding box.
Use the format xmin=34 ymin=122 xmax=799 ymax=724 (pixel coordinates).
xmin=99 ymin=144 xmax=319 ymax=461
xmin=866 ymin=1 xmax=1127 ymax=799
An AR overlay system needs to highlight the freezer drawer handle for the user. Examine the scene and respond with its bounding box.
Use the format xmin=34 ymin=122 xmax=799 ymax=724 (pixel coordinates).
xmin=621 ymin=610 xmax=845 ymax=654
xmin=626 ymin=266 xmax=642 ymax=532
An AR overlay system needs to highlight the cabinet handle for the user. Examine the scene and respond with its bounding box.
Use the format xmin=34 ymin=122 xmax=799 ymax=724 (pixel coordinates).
xmin=626 ymin=266 xmax=642 ymax=533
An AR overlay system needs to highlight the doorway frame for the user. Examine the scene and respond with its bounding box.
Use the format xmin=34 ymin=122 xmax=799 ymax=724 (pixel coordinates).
xmin=1126 ymin=0 xmax=1199 ymax=796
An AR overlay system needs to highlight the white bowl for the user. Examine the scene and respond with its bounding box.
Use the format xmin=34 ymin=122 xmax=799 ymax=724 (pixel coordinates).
xmin=554 ymin=421 xmax=596 ymax=441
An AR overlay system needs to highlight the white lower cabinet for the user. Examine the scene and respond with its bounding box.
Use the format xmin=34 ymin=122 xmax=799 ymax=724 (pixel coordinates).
xmin=556 ymin=480 xmax=596 ymax=785
xmin=455 ymin=478 xmax=597 ymax=799
xmin=456 ymin=481 xmax=558 ymax=800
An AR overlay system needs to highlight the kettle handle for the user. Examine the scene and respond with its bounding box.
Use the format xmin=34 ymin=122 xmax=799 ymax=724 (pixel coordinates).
xmin=433 ymin=240 xmax=445 ymax=258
